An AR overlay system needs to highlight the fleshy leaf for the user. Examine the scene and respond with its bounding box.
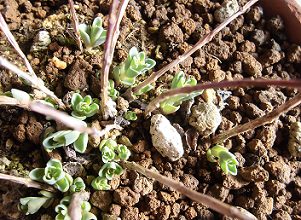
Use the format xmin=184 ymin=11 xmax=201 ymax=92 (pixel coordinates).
xmin=91 ymin=176 xmax=111 ymax=190
xmin=73 ymin=133 xmax=88 ymax=153
xmin=29 ymin=168 xmax=45 ymax=182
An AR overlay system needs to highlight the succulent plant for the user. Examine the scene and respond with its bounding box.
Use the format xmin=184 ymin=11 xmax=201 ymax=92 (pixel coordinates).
xmin=55 ymin=196 xmax=96 ymax=220
xmin=69 ymin=177 xmax=86 ymax=193
xmin=160 ymin=71 xmax=201 ymax=114
xmin=91 ymin=176 xmax=111 ymax=191
xmin=43 ymin=130 xmax=89 ymax=153
xmin=207 ymin=145 xmax=239 ymax=175
xmin=71 ymin=93 xmax=99 ymax=120
xmin=19 ymin=190 xmax=54 ymax=215
xmin=108 ymin=79 xmax=119 ymax=101
xmin=98 ymin=161 xmax=123 ymax=180
xmin=99 ymin=139 xmax=131 ymax=163
xmin=29 ymin=159 xmax=73 ymax=192
xmin=79 ymin=17 xmax=107 ymax=50
xmin=113 ymin=47 xmax=156 ymax=87
xmin=124 ymin=110 xmax=137 ymax=121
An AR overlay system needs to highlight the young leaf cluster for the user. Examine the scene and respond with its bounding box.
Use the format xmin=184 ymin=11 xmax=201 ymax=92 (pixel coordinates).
xmin=29 ymin=159 xmax=73 ymax=192
xmin=71 ymin=93 xmax=99 ymax=120
xmin=207 ymin=145 xmax=238 ymax=175
xmin=160 ymin=71 xmax=202 ymax=114
xmin=55 ymin=196 xmax=96 ymax=220
xmin=19 ymin=190 xmax=54 ymax=215
xmin=113 ymin=47 xmax=156 ymax=87
xmin=43 ymin=130 xmax=88 ymax=153
xmin=91 ymin=139 xmax=130 ymax=190
xmin=79 ymin=17 xmax=107 ymax=50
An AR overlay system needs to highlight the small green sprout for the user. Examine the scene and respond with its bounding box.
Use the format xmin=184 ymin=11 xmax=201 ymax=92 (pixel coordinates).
xmin=71 ymin=93 xmax=99 ymax=120
xmin=69 ymin=177 xmax=86 ymax=193
xmin=19 ymin=190 xmax=54 ymax=215
xmin=207 ymin=145 xmax=239 ymax=175
xmin=160 ymin=71 xmax=201 ymax=114
xmin=98 ymin=161 xmax=123 ymax=180
xmin=55 ymin=196 xmax=96 ymax=220
xmin=91 ymin=176 xmax=111 ymax=191
xmin=29 ymin=159 xmax=73 ymax=192
xmin=79 ymin=17 xmax=107 ymax=50
xmin=113 ymin=47 xmax=156 ymax=86
xmin=124 ymin=111 xmax=137 ymax=121
xmin=43 ymin=130 xmax=88 ymax=153
xmin=108 ymin=79 xmax=119 ymax=100
xmin=99 ymin=139 xmax=131 ymax=163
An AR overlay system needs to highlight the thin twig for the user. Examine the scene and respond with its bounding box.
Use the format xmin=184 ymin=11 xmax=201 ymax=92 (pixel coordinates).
xmin=0 ymin=173 xmax=57 ymax=192
xmin=121 ymin=161 xmax=256 ymax=220
xmin=212 ymin=93 xmax=301 ymax=143
xmin=123 ymin=0 xmax=259 ymax=100
xmin=0 ymin=13 xmax=36 ymax=79
xmin=68 ymin=191 xmax=90 ymax=220
xmin=0 ymin=95 xmax=29 ymax=109
xmin=0 ymin=56 xmax=66 ymax=109
xmin=144 ymin=79 xmax=301 ymax=116
xmin=29 ymin=102 xmax=122 ymax=137
xmin=68 ymin=0 xmax=83 ymax=51
xmin=100 ymin=0 xmax=129 ymax=119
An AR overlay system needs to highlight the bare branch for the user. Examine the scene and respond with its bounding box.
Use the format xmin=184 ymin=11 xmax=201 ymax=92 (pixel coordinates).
xmin=212 ymin=93 xmax=301 ymax=144
xmin=100 ymin=0 xmax=129 ymax=119
xmin=121 ymin=161 xmax=256 ymax=220
xmin=0 ymin=95 xmax=29 ymax=109
xmin=123 ymin=0 xmax=259 ymax=100
xmin=68 ymin=191 xmax=90 ymax=220
xmin=29 ymin=102 xmax=122 ymax=137
xmin=0 ymin=56 xmax=66 ymax=109
xmin=145 ymin=79 xmax=301 ymax=116
xmin=0 ymin=173 xmax=57 ymax=192
xmin=0 ymin=13 xmax=36 ymax=79
xmin=68 ymin=0 xmax=83 ymax=51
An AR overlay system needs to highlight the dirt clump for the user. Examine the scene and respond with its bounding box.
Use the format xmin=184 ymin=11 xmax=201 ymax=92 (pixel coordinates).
xmin=160 ymin=23 xmax=184 ymax=43
xmin=113 ymin=187 xmax=140 ymax=207
xmin=234 ymin=51 xmax=262 ymax=76
xmin=91 ymin=191 xmax=113 ymax=212
xmin=64 ymin=59 xmax=92 ymax=91
xmin=240 ymin=165 xmax=269 ymax=182
xmin=25 ymin=115 xmax=43 ymax=144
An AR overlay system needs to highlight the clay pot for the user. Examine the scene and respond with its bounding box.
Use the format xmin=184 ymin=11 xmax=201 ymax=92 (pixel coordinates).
xmin=260 ymin=0 xmax=301 ymax=43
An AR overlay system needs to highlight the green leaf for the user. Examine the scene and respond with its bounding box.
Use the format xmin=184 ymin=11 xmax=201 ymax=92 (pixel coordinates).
xmin=91 ymin=176 xmax=111 ymax=190
xmin=73 ymin=133 xmax=88 ymax=153
xmin=19 ymin=197 xmax=49 ymax=215
xmin=99 ymin=139 xmax=118 ymax=151
xmin=98 ymin=162 xmax=123 ymax=180
xmin=54 ymin=175 xmax=73 ymax=192
xmin=124 ymin=111 xmax=137 ymax=121
xmin=29 ymin=168 xmax=45 ymax=182
xmin=160 ymin=101 xmax=180 ymax=114
xmin=71 ymin=93 xmax=99 ymax=120
xmin=70 ymin=177 xmax=86 ymax=193
xmin=116 ymin=145 xmax=131 ymax=161
xmin=82 ymin=211 xmax=97 ymax=220
xmin=43 ymin=166 xmax=64 ymax=185
xmin=101 ymin=146 xmax=116 ymax=163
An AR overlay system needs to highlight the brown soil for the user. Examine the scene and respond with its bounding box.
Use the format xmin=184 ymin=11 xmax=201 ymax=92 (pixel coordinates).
xmin=0 ymin=0 xmax=301 ymax=220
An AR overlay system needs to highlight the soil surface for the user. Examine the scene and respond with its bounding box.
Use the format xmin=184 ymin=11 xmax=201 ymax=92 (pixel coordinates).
xmin=0 ymin=0 xmax=301 ymax=220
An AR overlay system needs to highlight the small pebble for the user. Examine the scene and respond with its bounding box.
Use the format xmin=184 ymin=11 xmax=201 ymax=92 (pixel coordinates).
xmin=52 ymin=56 xmax=67 ymax=70
xmin=214 ymin=0 xmax=239 ymax=23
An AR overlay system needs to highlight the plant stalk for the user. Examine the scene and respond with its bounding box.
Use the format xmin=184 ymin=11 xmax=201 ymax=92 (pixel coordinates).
xmin=212 ymin=93 xmax=301 ymax=143
xmin=0 ymin=56 xmax=66 ymax=109
xmin=68 ymin=0 xmax=83 ymax=52
xmin=123 ymin=0 xmax=259 ymax=101
xmin=144 ymin=79 xmax=301 ymax=116
xmin=100 ymin=0 xmax=129 ymax=119
xmin=0 ymin=173 xmax=57 ymax=192
xmin=121 ymin=161 xmax=256 ymax=220
xmin=68 ymin=191 xmax=90 ymax=220
xmin=0 ymin=13 xmax=36 ymax=79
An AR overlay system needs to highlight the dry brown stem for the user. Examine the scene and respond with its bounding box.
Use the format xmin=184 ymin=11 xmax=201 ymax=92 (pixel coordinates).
xmin=0 ymin=13 xmax=36 ymax=79
xmin=144 ymin=79 xmax=301 ymax=116
xmin=68 ymin=0 xmax=83 ymax=51
xmin=0 ymin=173 xmax=57 ymax=192
xmin=212 ymin=93 xmax=301 ymax=143
xmin=121 ymin=161 xmax=256 ymax=220
xmin=0 ymin=56 xmax=65 ymax=109
xmin=123 ymin=0 xmax=259 ymax=101
xmin=68 ymin=191 xmax=90 ymax=220
xmin=101 ymin=0 xmax=129 ymax=119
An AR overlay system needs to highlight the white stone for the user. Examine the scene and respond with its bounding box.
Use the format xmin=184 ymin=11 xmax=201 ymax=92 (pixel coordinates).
xmin=214 ymin=0 xmax=239 ymax=23
xmin=189 ymin=102 xmax=222 ymax=137
xmin=31 ymin=30 xmax=51 ymax=52
xmin=150 ymin=114 xmax=184 ymax=161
